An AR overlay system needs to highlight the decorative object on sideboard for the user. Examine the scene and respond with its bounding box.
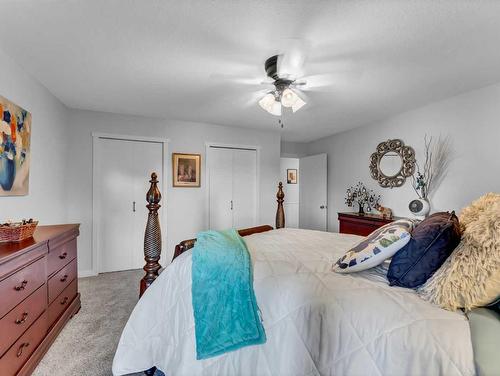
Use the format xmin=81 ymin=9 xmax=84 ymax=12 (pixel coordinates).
xmin=345 ymin=182 xmax=380 ymax=215
xmin=0 ymin=218 xmax=38 ymax=243
xmin=286 ymin=169 xmax=297 ymax=184
xmin=370 ymin=139 xmax=416 ymax=188
xmin=374 ymin=203 xmax=393 ymax=219
xmin=172 ymin=153 xmax=201 ymax=187
xmin=0 ymin=95 xmax=32 ymax=196
xmin=409 ymin=135 xmax=453 ymax=218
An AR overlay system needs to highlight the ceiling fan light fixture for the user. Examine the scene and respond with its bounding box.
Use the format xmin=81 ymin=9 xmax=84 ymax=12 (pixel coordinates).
xmin=269 ymin=100 xmax=282 ymax=116
xmin=258 ymin=93 xmax=275 ymax=111
xmin=280 ymin=88 xmax=297 ymax=107
xmin=291 ymin=95 xmax=306 ymax=113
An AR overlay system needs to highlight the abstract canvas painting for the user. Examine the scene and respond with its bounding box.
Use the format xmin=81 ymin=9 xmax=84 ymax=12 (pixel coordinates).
xmin=0 ymin=95 xmax=31 ymax=196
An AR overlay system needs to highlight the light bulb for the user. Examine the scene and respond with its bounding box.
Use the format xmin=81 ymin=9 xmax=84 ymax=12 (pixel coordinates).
xmin=291 ymin=95 xmax=306 ymax=112
xmin=258 ymin=93 xmax=275 ymax=112
xmin=269 ymin=100 xmax=282 ymax=116
xmin=280 ymin=88 xmax=296 ymax=107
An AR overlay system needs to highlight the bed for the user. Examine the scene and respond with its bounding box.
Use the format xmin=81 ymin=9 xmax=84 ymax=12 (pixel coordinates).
xmin=112 ymin=176 xmax=475 ymax=376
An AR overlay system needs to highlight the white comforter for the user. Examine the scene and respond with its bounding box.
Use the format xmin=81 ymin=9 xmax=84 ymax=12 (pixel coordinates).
xmin=113 ymin=229 xmax=475 ymax=376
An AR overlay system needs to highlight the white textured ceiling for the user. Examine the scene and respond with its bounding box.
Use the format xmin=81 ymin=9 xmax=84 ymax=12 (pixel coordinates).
xmin=1 ymin=1 xmax=500 ymax=142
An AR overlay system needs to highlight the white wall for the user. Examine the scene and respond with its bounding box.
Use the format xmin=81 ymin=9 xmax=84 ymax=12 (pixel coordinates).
xmin=279 ymin=158 xmax=299 ymax=228
xmin=280 ymin=140 xmax=308 ymax=158
xmin=66 ymin=110 xmax=281 ymax=274
xmin=0 ymin=47 xmax=69 ymax=224
xmin=307 ymin=83 xmax=500 ymax=232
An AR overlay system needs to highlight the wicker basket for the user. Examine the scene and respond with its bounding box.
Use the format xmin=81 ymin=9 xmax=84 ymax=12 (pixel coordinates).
xmin=0 ymin=221 xmax=38 ymax=243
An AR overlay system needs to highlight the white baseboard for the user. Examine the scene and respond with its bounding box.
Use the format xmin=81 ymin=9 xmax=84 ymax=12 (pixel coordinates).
xmin=78 ymin=269 xmax=98 ymax=278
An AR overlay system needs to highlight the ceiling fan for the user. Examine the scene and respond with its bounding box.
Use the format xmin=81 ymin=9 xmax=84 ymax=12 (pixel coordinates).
xmin=210 ymin=38 xmax=361 ymax=123
xmin=258 ymin=54 xmax=307 ymax=116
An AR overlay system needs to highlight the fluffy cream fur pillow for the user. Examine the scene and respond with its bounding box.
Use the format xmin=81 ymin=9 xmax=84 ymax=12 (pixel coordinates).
xmin=418 ymin=193 xmax=500 ymax=311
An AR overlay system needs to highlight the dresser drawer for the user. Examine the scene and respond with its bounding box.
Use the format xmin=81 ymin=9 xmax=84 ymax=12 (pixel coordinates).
xmin=48 ymin=279 xmax=77 ymax=328
xmin=47 ymin=238 xmax=77 ymax=276
xmin=48 ymin=258 xmax=77 ymax=304
xmin=0 ymin=257 xmax=46 ymax=319
xmin=0 ymin=311 xmax=47 ymax=376
xmin=0 ymin=285 xmax=47 ymax=357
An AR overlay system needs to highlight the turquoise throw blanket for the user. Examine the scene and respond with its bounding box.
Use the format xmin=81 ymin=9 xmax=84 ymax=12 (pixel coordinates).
xmin=191 ymin=229 xmax=266 ymax=360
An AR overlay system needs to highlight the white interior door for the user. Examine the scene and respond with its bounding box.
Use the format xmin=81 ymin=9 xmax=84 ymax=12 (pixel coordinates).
xmin=299 ymin=153 xmax=327 ymax=231
xmin=232 ymin=149 xmax=257 ymax=229
xmin=209 ymin=147 xmax=233 ymax=230
xmin=208 ymin=146 xmax=257 ymax=230
xmin=96 ymin=138 xmax=163 ymax=273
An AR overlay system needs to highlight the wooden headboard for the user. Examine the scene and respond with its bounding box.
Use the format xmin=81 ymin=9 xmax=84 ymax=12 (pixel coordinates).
xmin=139 ymin=177 xmax=286 ymax=296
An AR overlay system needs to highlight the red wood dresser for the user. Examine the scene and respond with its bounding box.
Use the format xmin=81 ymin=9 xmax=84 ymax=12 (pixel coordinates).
xmin=0 ymin=224 xmax=81 ymax=376
xmin=338 ymin=212 xmax=398 ymax=236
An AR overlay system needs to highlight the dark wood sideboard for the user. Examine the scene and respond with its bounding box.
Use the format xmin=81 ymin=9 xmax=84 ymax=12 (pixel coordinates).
xmin=338 ymin=212 xmax=398 ymax=236
xmin=0 ymin=224 xmax=81 ymax=376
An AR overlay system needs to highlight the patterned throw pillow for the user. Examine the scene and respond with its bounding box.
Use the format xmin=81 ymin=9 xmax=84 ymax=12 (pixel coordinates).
xmin=333 ymin=219 xmax=417 ymax=273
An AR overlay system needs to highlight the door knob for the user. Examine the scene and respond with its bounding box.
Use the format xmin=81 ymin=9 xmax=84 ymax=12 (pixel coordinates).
xmin=320 ymin=205 xmax=326 ymax=209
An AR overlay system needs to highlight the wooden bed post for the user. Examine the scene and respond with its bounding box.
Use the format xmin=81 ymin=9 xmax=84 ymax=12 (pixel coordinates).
xmin=276 ymin=182 xmax=285 ymax=229
xmin=140 ymin=172 xmax=162 ymax=297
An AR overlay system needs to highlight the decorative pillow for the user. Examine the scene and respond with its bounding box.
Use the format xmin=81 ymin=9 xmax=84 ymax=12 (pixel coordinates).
xmin=486 ymin=296 xmax=500 ymax=314
xmin=387 ymin=212 xmax=461 ymax=288
xmin=333 ymin=219 xmax=416 ymax=273
xmin=418 ymin=194 xmax=500 ymax=311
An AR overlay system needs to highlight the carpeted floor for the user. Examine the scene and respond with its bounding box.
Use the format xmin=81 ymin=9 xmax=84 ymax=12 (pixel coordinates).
xmin=33 ymin=269 xmax=144 ymax=376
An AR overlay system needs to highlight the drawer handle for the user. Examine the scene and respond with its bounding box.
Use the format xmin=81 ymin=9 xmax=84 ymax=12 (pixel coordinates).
xmin=16 ymin=342 xmax=29 ymax=358
xmin=59 ymin=252 xmax=68 ymax=259
xmin=14 ymin=280 xmax=28 ymax=291
xmin=15 ymin=312 xmax=29 ymax=325
xmin=60 ymin=274 xmax=68 ymax=282
xmin=60 ymin=296 xmax=69 ymax=305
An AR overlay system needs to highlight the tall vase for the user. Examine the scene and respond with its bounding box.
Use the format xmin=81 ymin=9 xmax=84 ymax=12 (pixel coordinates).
xmin=358 ymin=203 xmax=365 ymax=215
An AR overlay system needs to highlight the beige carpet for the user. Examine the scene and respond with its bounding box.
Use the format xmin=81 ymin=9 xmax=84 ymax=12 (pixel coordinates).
xmin=33 ymin=269 xmax=144 ymax=376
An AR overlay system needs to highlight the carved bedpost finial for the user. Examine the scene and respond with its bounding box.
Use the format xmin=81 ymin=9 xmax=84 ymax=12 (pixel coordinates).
xmin=140 ymin=172 xmax=163 ymax=297
xmin=146 ymin=172 xmax=161 ymax=208
xmin=276 ymin=182 xmax=285 ymax=229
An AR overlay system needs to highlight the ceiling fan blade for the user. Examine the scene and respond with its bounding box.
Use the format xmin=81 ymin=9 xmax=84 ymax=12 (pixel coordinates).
xmin=277 ymin=38 xmax=310 ymax=80
xmin=299 ymin=69 xmax=364 ymax=92
xmin=209 ymin=73 xmax=266 ymax=87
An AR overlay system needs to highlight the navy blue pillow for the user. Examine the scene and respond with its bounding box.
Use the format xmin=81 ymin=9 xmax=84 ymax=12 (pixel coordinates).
xmin=486 ymin=296 xmax=500 ymax=314
xmin=387 ymin=212 xmax=461 ymax=288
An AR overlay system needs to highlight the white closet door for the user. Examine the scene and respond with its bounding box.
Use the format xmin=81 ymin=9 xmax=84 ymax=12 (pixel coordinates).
xmin=232 ymin=149 xmax=257 ymax=229
xmin=96 ymin=138 xmax=163 ymax=273
xmin=97 ymin=138 xmax=136 ymax=273
xmin=209 ymin=147 xmax=233 ymax=230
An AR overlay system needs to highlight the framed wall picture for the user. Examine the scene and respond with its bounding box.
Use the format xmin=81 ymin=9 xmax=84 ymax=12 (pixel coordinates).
xmin=0 ymin=95 xmax=32 ymax=196
xmin=172 ymin=153 xmax=201 ymax=187
xmin=287 ymin=169 xmax=298 ymax=184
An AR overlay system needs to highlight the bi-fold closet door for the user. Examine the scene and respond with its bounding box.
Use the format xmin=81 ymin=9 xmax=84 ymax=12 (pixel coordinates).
xmin=208 ymin=146 xmax=257 ymax=230
xmin=95 ymin=137 xmax=163 ymax=273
